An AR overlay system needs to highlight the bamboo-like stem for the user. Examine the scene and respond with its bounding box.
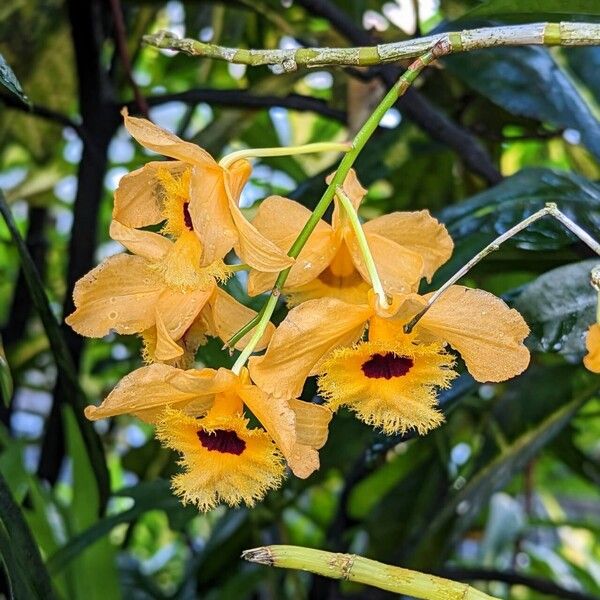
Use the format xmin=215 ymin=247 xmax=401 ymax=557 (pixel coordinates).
xmin=404 ymin=203 xmax=600 ymax=333
xmin=242 ymin=545 xmax=499 ymax=600
xmin=226 ymin=44 xmax=446 ymax=351
xmin=144 ymin=22 xmax=600 ymax=71
xmin=335 ymin=186 xmax=389 ymax=310
xmin=219 ymin=142 xmax=351 ymax=168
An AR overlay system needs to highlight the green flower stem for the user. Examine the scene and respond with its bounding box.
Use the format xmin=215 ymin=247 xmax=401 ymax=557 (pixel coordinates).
xmin=231 ymin=293 xmax=278 ymax=374
xmin=219 ymin=142 xmax=351 ymax=168
xmin=242 ymin=545 xmax=499 ymax=600
xmin=335 ymin=185 xmax=388 ymax=309
xmin=227 ymin=43 xmax=447 ymax=354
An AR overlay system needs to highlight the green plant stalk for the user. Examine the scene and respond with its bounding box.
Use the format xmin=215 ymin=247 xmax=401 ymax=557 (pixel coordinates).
xmin=232 ymin=293 xmax=278 ymax=373
xmin=335 ymin=185 xmax=388 ymax=309
xmin=227 ymin=44 xmax=446 ymax=351
xmin=242 ymin=545 xmax=499 ymax=600
xmin=219 ymin=142 xmax=351 ymax=168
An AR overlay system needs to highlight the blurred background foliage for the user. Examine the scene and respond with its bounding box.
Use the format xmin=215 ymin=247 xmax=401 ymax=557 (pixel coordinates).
xmin=0 ymin=0 xmax=600 ymax=598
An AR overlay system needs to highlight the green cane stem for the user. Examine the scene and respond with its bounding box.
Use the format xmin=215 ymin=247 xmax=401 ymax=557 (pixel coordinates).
xmin=242 ymin=545 xmax=499 ymax=600
xmin=145 ymin=22 xmax=600 ymax=69
xmin=334 ymin=186 xmax=389 ymax=310
xmin=227 ymin=43 xmax=447 ymax=355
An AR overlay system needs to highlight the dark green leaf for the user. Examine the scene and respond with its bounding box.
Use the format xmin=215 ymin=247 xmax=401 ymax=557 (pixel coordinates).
xmin=47 ymin=480 xmax=190 ymax=575
xmin=0 ymin=53 xmax=29 ymax=107
xmin=514 ymin=259 xmax=599 ymax=359
xmin=566 ymin=46 xmax=600 ymax=103
xmin=445 ymin=47 xmax=600 ymax=160
xmin=463 ymin=0 xmax=600 ymax=21
xmin=413 ymin=381 xmax=599 ymax=564
xmin=0 ymin=471 xmax=56 ymax=599
xmin=0 ymin=191 xmax=109 ymax=510
xmin=438 ymin=168 xmax=600 ymax=251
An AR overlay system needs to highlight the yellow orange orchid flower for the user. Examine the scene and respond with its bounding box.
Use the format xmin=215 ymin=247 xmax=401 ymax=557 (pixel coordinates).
xmin=66 ymin=231 xmax=273 ymax=364
xmin=114 ymin=109 xmax=293 ymax=273
xmin=318 ymin=329 xmax=456 ymax=435
xmin=85 ymin=364 xmax=332 ymax=510
xmin=584 ymin=323 xmax=600 ymax=373
xmin=249 ymin=285 xmax=529 ymax=434
xmin=247 ymin=169 xmax=453 ymax=304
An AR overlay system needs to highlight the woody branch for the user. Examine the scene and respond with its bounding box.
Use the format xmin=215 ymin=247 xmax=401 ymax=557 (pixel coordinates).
xmin=144 ymin=22 xmax=600 ymax=71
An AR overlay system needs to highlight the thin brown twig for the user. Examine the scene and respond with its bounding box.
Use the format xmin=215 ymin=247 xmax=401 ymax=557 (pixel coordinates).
xmin=108 ymin=0 xmax=149 ymax=117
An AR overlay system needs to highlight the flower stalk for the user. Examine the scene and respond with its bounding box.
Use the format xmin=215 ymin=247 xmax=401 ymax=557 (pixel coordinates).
xmin=231 ymin=293 xmax=278 ymax=374
xmin=219 ymin=142 xmax=351 ymax=169
xmin=334 ymin=185 xmax=389 ymax=310
xmin=144 ymin=22 xmax=600 ymax=71
xmin=242 ymin=545 xmax=500 ymax=600
xmin=227 ymin=43 xmax=448 ymax=354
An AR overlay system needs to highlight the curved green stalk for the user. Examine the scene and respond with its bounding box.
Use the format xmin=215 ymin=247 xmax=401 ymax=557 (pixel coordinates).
xmin=231 ymin=293 xmax=278 ymax=374
xmin=219 ymin=142 xmax=350 ymax=168
xmin=335 ymin=186 xmax=388 ymax=309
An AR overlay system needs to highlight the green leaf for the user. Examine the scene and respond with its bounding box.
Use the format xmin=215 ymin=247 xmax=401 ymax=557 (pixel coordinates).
xmin=61 ymin=407 xmax=119 ymax=600
xmin=514 ymin=259 xmax=599 ymax=359
xmin=0 ymin=471 xmax=56 ymax=599
xmin=47 ymin=480 xmax=189 ymax=575
xmin=0 ymin=334 xmax=12 ymax=407
xmin=438 ymin=168 xmax=600 ymax=252
xmin=0 ymin=52 xmax=29 ymax=107
xmin=444 ymin=47 xmax=600 ymax=161
xmin=463 ymin=0 xmax=600 ymax=21
xmin=0 ymin=190 xmax=110 ymax=510
xmin=413 ymin=380 xmax=599 ymax=565
xmin=566 ymin=47 xmax=600 ymax=104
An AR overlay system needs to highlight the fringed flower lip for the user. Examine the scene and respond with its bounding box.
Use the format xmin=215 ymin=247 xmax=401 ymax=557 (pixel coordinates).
xmin=65 ymin=243 xmax=273 ymax=364
xmin=584 ymin=323 xmax=600 ymax=373
xmin=249 ymin=287 xmax=530 ymax=403
xmin=156 ymin=408 xmax=285 ymax=511
xmin=247 ymin=169 xmax=454 ymax=304
xmin=317 ymin=333 xmax=457 ymax=435
xmin=84 ymin=364 xmax=332 ymax=480
xmin=113 ymin=109 xmax=293 ymax=273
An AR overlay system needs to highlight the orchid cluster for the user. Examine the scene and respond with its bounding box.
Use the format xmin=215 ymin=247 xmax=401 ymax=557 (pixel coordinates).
xmin=67 ymin=111 xmax=592 ymax=513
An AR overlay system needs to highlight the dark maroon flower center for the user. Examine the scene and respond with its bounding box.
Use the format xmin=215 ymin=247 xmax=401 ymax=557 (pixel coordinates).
xmin=197 ymin=429 xmax=246 ymax=455
xmin=183 ymin=201 xmax=194 ymax=230
xmin=361 ymin=352 xmax=414 ymax=379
